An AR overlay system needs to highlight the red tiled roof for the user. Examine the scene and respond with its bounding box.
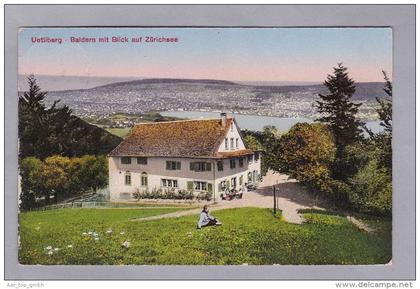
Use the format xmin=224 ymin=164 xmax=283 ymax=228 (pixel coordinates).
xmin=109 ymin=118 xmax=235 ymax=158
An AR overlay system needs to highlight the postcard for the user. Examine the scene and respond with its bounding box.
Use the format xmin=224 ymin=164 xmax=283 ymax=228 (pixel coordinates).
xmin=17 ymin=27 xmax=393 ymax=266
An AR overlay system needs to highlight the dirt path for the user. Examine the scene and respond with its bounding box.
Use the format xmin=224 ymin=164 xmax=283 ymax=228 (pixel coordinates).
xmin=132 ymin=171 xmax=328 ymax=224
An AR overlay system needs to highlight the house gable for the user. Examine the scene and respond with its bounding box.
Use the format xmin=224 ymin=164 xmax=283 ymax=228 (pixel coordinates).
xmin=217 ymin=118 xmax=246 ymax=153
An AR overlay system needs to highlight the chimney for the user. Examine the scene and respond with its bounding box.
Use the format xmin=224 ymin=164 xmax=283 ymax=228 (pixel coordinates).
xmin=220 ymin=112 xmax=227 ymax=127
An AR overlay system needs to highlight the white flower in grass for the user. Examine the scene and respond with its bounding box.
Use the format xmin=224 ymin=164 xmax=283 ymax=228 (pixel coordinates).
xmin=67 ymin=245 xmax=73 ymax=248
xmin=94 ymin=237 xmax=100 ymax=241
xmin=54 ymin=247 xmax=60 ymax=251
xmin=47 ymin=251 xmax=53 ymax=256
xmin=106 ymin=229 xmax=113 ymax=235
xmin=92 ymin=232 xmax=99 ymax=237
xmin=88 ymin=231 xmax=93 ymax=235
xmin=45 ymin=246 xmax=52 ymax=251
xmin=122 ymin=240 xmax=130 ymax=248
xmin=120 ymin=231 xmax=125 ymax=235
xmin=82 ymin=232 xmax=87 ymax=236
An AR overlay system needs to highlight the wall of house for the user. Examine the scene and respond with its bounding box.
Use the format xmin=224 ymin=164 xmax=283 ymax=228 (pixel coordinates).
xmin=108 ymin=154 xmax=261 ymax=201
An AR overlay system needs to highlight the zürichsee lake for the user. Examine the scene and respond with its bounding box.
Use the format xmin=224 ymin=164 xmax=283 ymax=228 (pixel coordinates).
xmin=160 ymin=111 xmax=383 ymax=133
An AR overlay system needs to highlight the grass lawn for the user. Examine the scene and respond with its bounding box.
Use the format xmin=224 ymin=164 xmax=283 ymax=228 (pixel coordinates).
xmin=106 ymin=127 xmax=132 ymax=138
xmin=19 ymin=207 xmax=391 ymax=265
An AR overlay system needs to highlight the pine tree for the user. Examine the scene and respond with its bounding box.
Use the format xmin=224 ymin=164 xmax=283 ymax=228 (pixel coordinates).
xmin=316 ymin=63 xmax=365 ymax=159
xmin=373 ymin=71 xmax=392 ymax=173
xmin=19 ymin=75 xmax=122 ymax=159
xmin=376 ymin=71 xmax=392 ymax=133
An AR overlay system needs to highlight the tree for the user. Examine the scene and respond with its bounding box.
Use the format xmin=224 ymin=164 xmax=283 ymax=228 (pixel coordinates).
xmin=376 ymin=71 xmax=392 ymax=133
xmin=19 ymin=157 xmax=44 ymax=210
xmin=277 ymin=123 xmax=339 ymax=195
xmin=363 ymin=71 xmax=392 ymax=173
xmin=348 ymin=159 xmax=392 ymax=216
xmin=19 ymin=155 xmax=109 ymax=210
xmin=18 ymin=75 xmax=122 ymax=160
xmin=316 ymin=64 xmax=365 ymax=162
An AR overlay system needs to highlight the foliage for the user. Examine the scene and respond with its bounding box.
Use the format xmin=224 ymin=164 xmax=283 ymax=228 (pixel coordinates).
xmin=348 ymin=160 xmax=392 ymax=216
xmin=367 ymin=71 xmax=392 ymax=173
xmin=376 ymin=71 xmax=392 ymax=133
xmin=315 ymin=63 xmax=365 ymax=179
xmin=276 ymin=123 xmax=338 ymax=196
xmin=242 ymin=126 xmax=282 ymax=176
xmin=19 ymin=155 xmax=108 ymax=210
xmin=134 ymin=188 xmax=195 ymax=200
xmin=18 ymin=75 xmax=121 ymax=160
xmin=196 ymin=191 xmax=213 ymax=201
xmin=19 ymin=207 xmax=391 ymax=265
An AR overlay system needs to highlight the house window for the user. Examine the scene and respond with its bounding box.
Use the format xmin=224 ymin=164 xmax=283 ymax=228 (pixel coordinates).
xmin=217 ymin=161 xmax=224 ymax=171
xmin=141 ymin=172 xmax=148 ymax=186
xmin=225 ymin=138 xmax=228 ymax=150
xmin=230 ymin=138 xmax=234 ymax=150
xmin=219 ymin=180 xmax=227 ymax=192
xmin=166 ymin=161 xmax=181 ymax=170
xmin=125 ymin=172 xmax=131 ymax=185
xmin=231 ymin=177 xmax=237 ymax=188
xmin=121 ymin=157 xmax=131 ymax=164
xmin=137 ymin=157 xmax=147 ymax=165
xmin=230 ymin=159 xmax=236 ymax=169
xmin=248 ymin=155 xmax=254 ymax=163
xmin=162 ymin=179 xmax=178 ymax=188
xmin=194 ymin=181 xmax=207 ymax=191
xmin=190 ymin=162 xmax=211 ymax=172
xmin=239 ymin=158 xmax=244 ymax=167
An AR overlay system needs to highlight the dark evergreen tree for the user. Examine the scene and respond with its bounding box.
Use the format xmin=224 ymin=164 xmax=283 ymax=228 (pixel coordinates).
xmin=316 ymin=63 xmax=365 ymax=179
xmin=18 ymin=75 xmax=122 ymax=159
xmin=373 ymin=71 xmax=392 ymax=173
xmin=316 ymin=63 xmax=365 ymax=154
xmin=376 ymin=71 xmax=392 ymax=133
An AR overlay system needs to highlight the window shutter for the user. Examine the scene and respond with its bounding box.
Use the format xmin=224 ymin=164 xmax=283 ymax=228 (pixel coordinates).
xmin=190 ymin=162 xmax=194 ymax=171
xmin=206 ymin=163 xmax=212 ymax=171
xmin=226 ymin=180 xmax=230 ymax=189
xmin=218 ymin=182 xmax=222 ymax=192
xmin=187 ymin=181 xmax=194 ymax=191
xmin=166 ymin=161 xmax=170 ymax=170
xmin=207 ymin=183 xmax=213 ymax=193
xmin=176 ymin=162 xmax=181 ymax=170
xmin=240 ymin=175 xmax=243 ymax=185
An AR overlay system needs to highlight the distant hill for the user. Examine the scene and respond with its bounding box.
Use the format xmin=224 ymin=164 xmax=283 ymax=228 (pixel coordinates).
xmin=96 ymin=78 xmax=240 ymax=90
xmin=18 ymin=74 xmax=139 ymax=91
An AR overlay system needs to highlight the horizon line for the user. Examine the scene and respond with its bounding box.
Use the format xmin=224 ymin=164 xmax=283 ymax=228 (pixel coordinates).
xmin=18 ymin=73 xmax=387 ymax=84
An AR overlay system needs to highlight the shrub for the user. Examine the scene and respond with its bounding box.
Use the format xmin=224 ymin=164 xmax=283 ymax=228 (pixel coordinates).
xmin=163 ymin=189 xmax=177 ymax=199
xmin=348 ymin=159 xmax=392 ymax=216
xmin=196 ymin=191 xmax=213 ymax=201
xmin=177 ymin=189 xmax=194 ymax=200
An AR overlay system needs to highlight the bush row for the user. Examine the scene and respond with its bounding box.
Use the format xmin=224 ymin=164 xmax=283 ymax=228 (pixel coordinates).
xmin=132 ymin=188 xmax=213 ymax=201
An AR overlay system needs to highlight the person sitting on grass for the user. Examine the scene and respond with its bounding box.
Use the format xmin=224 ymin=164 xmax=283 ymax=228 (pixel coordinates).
xmin=197 ymin=205 xmax=222 ymax=229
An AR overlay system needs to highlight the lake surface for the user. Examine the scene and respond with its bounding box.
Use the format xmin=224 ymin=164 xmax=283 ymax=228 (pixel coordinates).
xmin=160 ymin=110 xmax=383 ymax=134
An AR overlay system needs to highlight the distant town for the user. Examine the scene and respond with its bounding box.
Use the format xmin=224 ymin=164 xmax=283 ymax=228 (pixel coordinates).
xmin=24 ymin=78 xmax=384 ymax=129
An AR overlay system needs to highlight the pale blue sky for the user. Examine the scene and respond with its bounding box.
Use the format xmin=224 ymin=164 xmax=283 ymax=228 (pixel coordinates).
xmin=19 ymin=27 xmax=392 ymax=82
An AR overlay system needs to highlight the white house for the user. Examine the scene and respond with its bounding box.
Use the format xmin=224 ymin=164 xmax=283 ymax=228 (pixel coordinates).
xmin=108 ymin=113 xmax=262 ymax=201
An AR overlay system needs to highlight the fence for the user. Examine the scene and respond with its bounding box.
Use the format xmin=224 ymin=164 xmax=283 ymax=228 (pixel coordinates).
xmin=30 ymin=201 xmax=150 ymax=211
